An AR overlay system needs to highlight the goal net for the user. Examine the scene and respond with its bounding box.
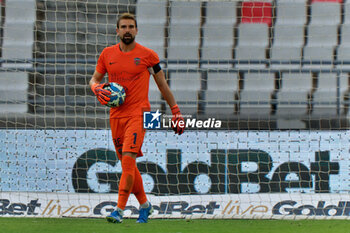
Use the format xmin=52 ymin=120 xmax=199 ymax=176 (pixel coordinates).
xmin=0 ymin=0 xmax=349 ymax=219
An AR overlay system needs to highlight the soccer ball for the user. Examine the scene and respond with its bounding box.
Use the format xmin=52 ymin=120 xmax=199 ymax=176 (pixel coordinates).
xmin=103 ymin=82 xmax=126 ymax=108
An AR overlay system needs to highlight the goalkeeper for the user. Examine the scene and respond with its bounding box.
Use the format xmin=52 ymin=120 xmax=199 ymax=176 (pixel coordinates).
xmin=89 ymin=13 xmax=185 ymax=224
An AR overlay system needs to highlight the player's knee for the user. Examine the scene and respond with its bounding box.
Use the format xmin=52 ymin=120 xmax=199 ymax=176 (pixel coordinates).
xmin=121 ymin=155 xmax=136 ymax=170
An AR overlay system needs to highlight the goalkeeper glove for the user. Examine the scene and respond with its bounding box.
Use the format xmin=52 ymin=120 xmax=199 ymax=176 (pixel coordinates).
xmin=91 ymin=83 xmax=111 ymax=105
xmin=171 ymin=104 xmax=185 ymax=135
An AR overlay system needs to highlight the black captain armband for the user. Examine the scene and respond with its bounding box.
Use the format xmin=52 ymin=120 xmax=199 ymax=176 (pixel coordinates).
xmin=148 ymin=63 xmax=162 ymax=75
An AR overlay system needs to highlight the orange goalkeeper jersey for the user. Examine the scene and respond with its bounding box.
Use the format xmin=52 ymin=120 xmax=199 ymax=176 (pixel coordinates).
xmin=96 ymin=43 xmax=160 ymax=119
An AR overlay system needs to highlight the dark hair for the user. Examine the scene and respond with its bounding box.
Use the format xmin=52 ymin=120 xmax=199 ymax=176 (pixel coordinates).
xmin=117 ymin=13 xmax=137 ymax=28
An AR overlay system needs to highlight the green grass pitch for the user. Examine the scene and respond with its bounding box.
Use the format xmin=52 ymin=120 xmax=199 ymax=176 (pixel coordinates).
xmin=1 ymin=218 xmax=350 ymax=233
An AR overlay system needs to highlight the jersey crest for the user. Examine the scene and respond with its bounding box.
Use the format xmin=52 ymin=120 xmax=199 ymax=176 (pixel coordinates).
xmin=134 ymin=57 xmax=141 ymax=66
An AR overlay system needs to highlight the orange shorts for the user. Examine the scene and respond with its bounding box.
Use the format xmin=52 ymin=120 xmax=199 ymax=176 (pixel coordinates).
xmin=110 ymin=116 xmax=146 ymax=160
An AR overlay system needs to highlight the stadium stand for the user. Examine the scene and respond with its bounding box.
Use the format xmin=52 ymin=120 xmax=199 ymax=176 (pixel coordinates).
xmin=235 ymin=23 xmax=269 ymax=69
xmin=135 ymin=0 xmax=167 ymax=25
xmin=1 ymin=0 xmax=35 ymax=114
xmin=270 ymin=0 xmax=307 ymax=69
xmin=312 ymin=73 xmax=349 ymax=116
xmin=205 ymin=1 xmax=237 ymax=25
xmin=239 ymin=72 xmax=275 ymax=116
xmin=276 ymin=72 xmax=313 ymax=117
xmin=2 ymin=0 xmax=36 ymax=67
xmin=240 ymin=1 xmax=272 ymax=26
xmin=148 ymin=76 xmax=163 ymax=111
xmin=201 ymin=24 xmax=234 ymax=68
xmin=338 ymin=24 xmax=350 ymax=68
xmin=270 ymin=24 xmax=305 ymax=69
xmin=274 ymin=0 xmax=307 ymax=25
xmin=136 ymin=0 xmax=167 ymax=61
xmin=200 ymin=1 xmax=236 ymax=68
xmin=303 ymin=24 xmax=338 ymax=68
xmin=0 ymin=72 xmax=28 ymax=113
xmin=167 ymin=24 xmax=200 ymax=68
xmin=167 ymin=1 xmax=201 ymax=68
xmin=303 ymin=0 xmax=341 ymax=68
xmin=169 ymin=1 xmax=201 ymax=25
xmin=344 ymin=1 xmax=350 ymax=24
xmin=204 ymin=72 xmax=238 ymax=116
xmin=167 ymin=72 xmax=202 ymax=116
xmin=235 ymin=2 xmax=271 ymax=69
xmin=25 ymin=0 xmax=150 ymax=123
xmin=1 ymin=0 xmax=350 ymax=129
xmin=338 ymin=2 xmax=350 ymax=68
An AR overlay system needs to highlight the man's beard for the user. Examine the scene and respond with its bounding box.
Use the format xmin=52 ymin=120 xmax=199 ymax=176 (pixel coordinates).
xmin=121 ymin=33 xmax=135 ymax=45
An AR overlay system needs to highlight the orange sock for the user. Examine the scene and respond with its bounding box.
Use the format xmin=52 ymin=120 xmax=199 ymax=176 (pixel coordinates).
xmin=117 ymin=156 xmax=136 ymax=210
xmin=132 ymin=167 xmax=148 ymax=205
